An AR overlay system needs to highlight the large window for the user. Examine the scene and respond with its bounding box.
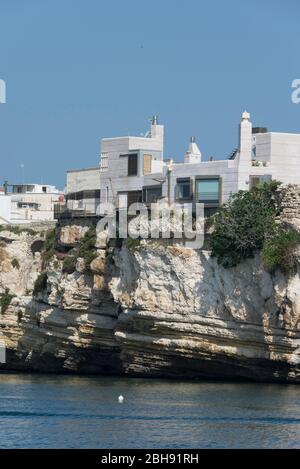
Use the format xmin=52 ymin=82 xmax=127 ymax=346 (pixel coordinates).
xmin=128 ymin=154 xmax=138 ymax=176
xmin=176 ymin=178 xmax=192 ymax=200
xmin=143 ymin=186 xmax=162 ymax=204
xmin=127 ymin=190 xmax=142 ymax=207
xmin=67 ymin=190 xmax=100 ymax=201
xmin=195 ymin=178 xmax=220 ymax=205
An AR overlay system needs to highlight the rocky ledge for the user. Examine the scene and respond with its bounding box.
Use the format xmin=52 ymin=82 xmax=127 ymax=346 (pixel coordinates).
xmin=0 ymin=186 xmax=300 ymax=382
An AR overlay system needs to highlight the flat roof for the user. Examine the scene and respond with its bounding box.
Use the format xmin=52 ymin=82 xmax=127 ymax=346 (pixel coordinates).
xmin=257 ymin=131 xmax=300 ymax=137
xmin=102 ymin=136 xmax=153 ymax=141
xmin=67 ymin=167 xmax=100 ymax=174
xmin=12 ymin=183 xmax=56 ymax=186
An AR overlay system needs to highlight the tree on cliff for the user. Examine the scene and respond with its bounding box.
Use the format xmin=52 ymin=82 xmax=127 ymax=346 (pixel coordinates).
xmin=209 ymin=180 xmax=300 ymax=272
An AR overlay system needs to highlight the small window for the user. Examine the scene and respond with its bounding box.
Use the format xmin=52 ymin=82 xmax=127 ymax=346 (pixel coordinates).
xmin=176 ymin=178 xmax=192 ymax=200
xmin=42 ymin=186 xmax=47 ymax=193
xmin=250 ymin=174 xmax=272 ymax=189
xmin=128 ymin=154 xmax=138 ymax=176
xmin=195 ymin=178 xmax=220 ymax=205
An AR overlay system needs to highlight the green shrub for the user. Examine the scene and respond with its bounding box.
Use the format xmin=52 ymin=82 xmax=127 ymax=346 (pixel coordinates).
xmin=209 ymin=181 xmax=281 ymax=268
xmin=125 ymin=237 xmax=141 ymax=251
xmin=77 ymin=226 xmax=97 ymax=273
xmin=33 ymin=272 xmax=48 ymax=296
xmin=41 ymin=229 xmax=56 ymax=266
xmin=262 ymin=228 xmax=300 ymax=274
xmin=0 ymin=225 xmax=37 ymax=236
xmin=44 ymin=229 xmax=55 ymax=250
xmin=0 ymin=289 xmax=15 ymax=314
xmin=11 ymin=258 xmax=20 ymax=269
xmin=31 ymin=239 xmax=45 ymax=254
xmin=61 ymin=227 xmax=97 ymax=274
xmin=17 ymin=310 xmax=23 ymax=323
xmin=62 ymin=255 xmax=76 ymax=274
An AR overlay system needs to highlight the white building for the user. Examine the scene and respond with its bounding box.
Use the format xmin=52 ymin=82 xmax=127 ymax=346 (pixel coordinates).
xmin=96 ymin=112 xmax=300 ymax=216
xmin=99 ymin=115 xmax=165 ymax=213
xmin=0 ymin=183 xmax=63 ymax=224
xmin=0 ymin=194 xmax=11 ymax=224
xmin=65 ymin=167 xmax=100 ymax=214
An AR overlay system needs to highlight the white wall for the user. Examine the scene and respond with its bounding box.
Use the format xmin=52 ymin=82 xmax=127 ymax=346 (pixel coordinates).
xmin=67 ymin=167 xmax=100 ymax=193
xmin=170 ymin=159 xmax=238 ymax=204
xmin=0 ymin=195 xmax=11 ymax=223
xmin=237 ymin=112 xmax=252 ymax=191
xmin=249 ymin=132 xmax=300 ymax=186
xmin=10 ymin=193 xmax=62 ymax=221
xmin=268 ymin=133 xmax=300 ymax=184
xmin=99 ymin=122 xmax=165 ymax=212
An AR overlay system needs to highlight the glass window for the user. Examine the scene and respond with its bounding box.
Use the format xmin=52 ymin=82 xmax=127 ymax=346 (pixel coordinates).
xmin=196 ymin=178 xmax=219 ymax=204
xmin=127 ymin=190 xmax=142 ymax=206
xmin=250 ymin=174 xmax=272 ymax=189
xmin=128 ymin=154 xmax=138 ymax=176
xmin=143 ymin=186 xmax=162 ymax=204
xmin=176 ymin=179 xmax=191 ymax=200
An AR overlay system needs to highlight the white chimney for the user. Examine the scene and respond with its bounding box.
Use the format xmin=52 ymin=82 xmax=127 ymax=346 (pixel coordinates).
xmin=237 ymin=110 xmax=253 ymax=191
xmin=184 ymin=137 xmax=202 ymax=164
xmin=150 ymin=115 xmax=164 ymax=152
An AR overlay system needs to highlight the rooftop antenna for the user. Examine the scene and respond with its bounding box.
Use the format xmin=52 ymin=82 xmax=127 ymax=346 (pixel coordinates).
xmin=152 ymin=115 xmax=158 ymax=125
xmin=190 ymin=136 xmax=196 ymax=143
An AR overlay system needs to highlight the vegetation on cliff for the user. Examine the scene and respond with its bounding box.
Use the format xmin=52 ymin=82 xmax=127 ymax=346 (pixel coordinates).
xmin=0 ymin=288 xmax=15 ymax=314
xmin=209 ymin=181 xmax=300 ymax=272
xmin=33 ymin=272 xmax=48 ymax=296
xmin=41 ymin=229 xmax=56 ymax=267
xmin=125 ymin=237 xmax=141 ymax=251
xmin=262 ymin=228 xmax=300 ymax=273
xmin=0 ymin=225 xmax=37 ymax=236
xmin=62 ymin=226 xmax=97 ymax=274
xmin=11 ymin=258 xmax=20 ymax=269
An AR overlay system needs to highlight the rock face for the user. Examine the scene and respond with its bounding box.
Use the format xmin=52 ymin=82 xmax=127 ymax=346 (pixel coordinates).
xmin=0 ymin=187 xmax=300 ymax=382
xmin=111 ymin=243 xmax=300 ymax=381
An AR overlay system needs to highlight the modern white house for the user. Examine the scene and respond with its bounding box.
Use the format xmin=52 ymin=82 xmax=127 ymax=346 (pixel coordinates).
xmin=65 ymin=167 xmax=100 ymax=214
xmin=0 ymin=183 xmax=64 ymax=224
xmin=65 ymin=112 xmax=300 ymax=217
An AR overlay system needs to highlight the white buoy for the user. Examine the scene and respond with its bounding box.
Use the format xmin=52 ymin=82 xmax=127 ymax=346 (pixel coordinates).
xmin=118 ymin=395 xmax=124 ymax=404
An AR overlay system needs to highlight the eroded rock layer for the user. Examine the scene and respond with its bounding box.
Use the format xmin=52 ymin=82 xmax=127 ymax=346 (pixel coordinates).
xmin=0 ymin=185 xmax=300 ymax=382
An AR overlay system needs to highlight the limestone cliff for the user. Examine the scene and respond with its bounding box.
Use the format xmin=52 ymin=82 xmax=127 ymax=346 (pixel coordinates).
xmin=0 ymin=186 xmax=300 ymax=382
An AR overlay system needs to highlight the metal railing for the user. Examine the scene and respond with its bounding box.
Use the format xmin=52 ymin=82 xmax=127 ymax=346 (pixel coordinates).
xmin=54 ymin=204 xmax=99 ymax=219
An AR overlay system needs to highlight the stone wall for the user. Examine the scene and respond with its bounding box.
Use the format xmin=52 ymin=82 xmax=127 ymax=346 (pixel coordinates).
xmin=277 ymin=184 xmax=300 ymax=229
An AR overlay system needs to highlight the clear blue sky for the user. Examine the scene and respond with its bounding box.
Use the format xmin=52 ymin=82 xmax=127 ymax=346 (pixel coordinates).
xmin=0 ymin=0 xmax=299 ymax=189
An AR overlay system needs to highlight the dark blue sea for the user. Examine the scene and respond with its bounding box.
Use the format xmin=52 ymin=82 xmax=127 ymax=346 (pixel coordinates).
xmin=0 ymin=373 xmax=299 ymax=448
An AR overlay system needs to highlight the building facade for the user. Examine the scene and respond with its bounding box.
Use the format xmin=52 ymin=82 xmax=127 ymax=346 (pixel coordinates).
xmin=0 ymin=184 xmax=63 ymax=224
xmin=64 ymin=112 xmax=300 ymax=217
xmin=65 ymin=167 xmax=100 ymax=214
